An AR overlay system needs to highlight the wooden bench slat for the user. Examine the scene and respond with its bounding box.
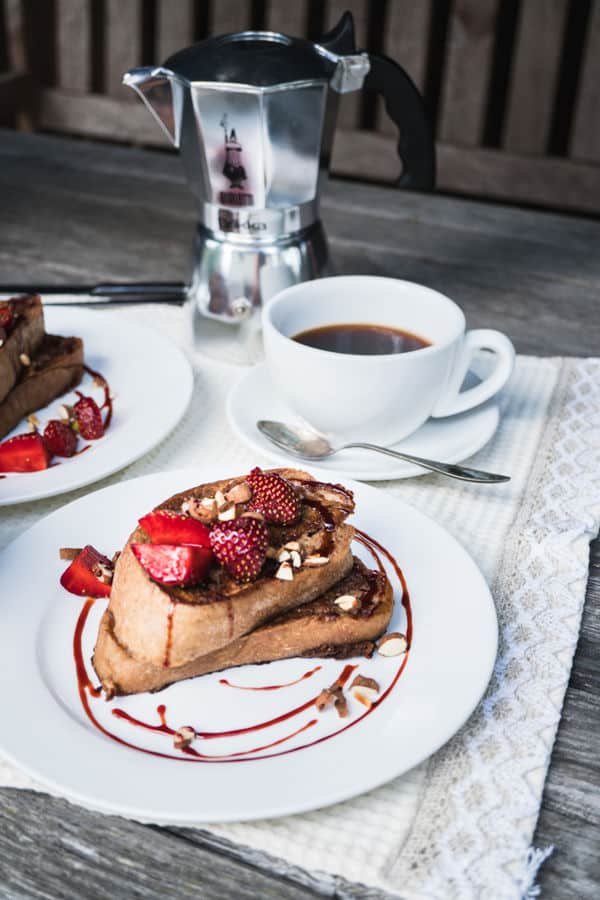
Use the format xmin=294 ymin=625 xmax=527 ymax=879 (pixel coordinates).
xmin=376 ymin=0 xmax=431 ymax=136
xmin=438 ymin=0 xmax=499 ymax=146
xmin=104 ymin=0 xmax=142 ymax=97
xmin=503 ymin=0 xmax=568 ymax=154
xmin=330 ymin=126 xmax=600 ymax=214
xmin=210 ymin=0 xmax=253 ymax=36
xmin=325 ymin=0 xmax=369 ymax=131
xmin=156 ymin=0 xmax=195 ymax=62
xmin=570 ymin=0 xmax=600 ymax=162
xmin=4 ymin=0 xmax=26 ymax=70
xmin=56 ymin=0 xmax=90 ymax=91
xmin=264 ymin=0 xmax=307 ymax=37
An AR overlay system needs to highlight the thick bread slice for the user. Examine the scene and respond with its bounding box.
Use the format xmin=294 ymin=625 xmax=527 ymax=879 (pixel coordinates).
xmin=0 ymin=334 xmax=84 ymax=439
xmin=0 ymin=295 xmax=45 ymax=403
xmin=94 ymin=558 xmax=393 ymax=696
xmin=108 ymin=469 xmax=355 ymax=667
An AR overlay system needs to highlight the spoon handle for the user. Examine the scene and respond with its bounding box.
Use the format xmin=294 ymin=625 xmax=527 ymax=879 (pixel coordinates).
xmin=343 ymin=442 xmax=510 ymax=483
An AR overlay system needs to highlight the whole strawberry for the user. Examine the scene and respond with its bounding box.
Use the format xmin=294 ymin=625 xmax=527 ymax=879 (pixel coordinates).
xmin=73 ymin=394 xmax=104 ymax=440
xmin=43 ymin=419 xmax=78 ymax=457
xmin=246 ymin=467 xmax=300 ymax=524
xmin=209 ymin=516 xmax=269 ymax=582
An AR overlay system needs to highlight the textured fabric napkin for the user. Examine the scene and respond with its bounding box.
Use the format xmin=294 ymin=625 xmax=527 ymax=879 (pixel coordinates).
xmin=1 ymin=305 xmax=599 ymax=900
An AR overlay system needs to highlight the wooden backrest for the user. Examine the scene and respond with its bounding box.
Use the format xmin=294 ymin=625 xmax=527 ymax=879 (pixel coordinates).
xmin=2 ymin=0 xmax=600 ymax=214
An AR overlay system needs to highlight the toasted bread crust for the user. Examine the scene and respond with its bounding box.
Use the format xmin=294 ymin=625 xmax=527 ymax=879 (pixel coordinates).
xmin=93 ymin=558 xmax=393 ymax=696
xmin=107 ymin=469 xmax=356 ymax=667
xmin=0 ymin=334 xmax=84 ymax=439
xmin=0 ymin=295 xmax=45 ymax=404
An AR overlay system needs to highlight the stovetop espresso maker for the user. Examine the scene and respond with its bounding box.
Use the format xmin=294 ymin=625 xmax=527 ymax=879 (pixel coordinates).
xmin=124 ymin=13 xmax=435 ymax=325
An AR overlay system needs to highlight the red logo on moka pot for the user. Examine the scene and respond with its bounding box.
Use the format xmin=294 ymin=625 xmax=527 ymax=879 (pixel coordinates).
xmin=218 ymin=115 xmax=254 ymax=208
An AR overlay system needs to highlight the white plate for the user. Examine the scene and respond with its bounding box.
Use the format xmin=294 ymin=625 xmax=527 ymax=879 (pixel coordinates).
xmin=0 ymin=466 xmax=497 ymax=823
xmin=0 ymin=307 xmax=193 ymax=505
xmin=227 ymin=363 xmax=500 ymax=481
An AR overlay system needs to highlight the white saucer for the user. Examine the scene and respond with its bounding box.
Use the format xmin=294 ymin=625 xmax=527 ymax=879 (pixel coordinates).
xmin=227 ymin=363 xmax=500 ymax=481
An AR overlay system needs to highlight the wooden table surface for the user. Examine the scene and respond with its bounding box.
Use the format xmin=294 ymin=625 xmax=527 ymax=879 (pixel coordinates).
xmin=0 ymin=130 xmax=598 ymax=899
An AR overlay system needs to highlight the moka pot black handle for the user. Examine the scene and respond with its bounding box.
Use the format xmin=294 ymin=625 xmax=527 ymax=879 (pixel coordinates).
xmin=364 ymin=52 xmax=436 ymax=190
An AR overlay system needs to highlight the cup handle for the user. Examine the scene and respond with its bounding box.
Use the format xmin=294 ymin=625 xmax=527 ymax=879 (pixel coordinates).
xmin=432 ymin=329 xmax=515 ymax=417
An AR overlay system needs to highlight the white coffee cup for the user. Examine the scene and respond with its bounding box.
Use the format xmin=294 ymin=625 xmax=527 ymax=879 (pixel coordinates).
xmin=262 ymin=276 xmax=515 ymax=446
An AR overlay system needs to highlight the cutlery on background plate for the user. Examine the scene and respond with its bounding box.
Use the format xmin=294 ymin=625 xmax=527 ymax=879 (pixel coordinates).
xmin=257 ymin=420 xmax=510 ymax=484
xmin=0 ymin=283 xmax=187 ymax=304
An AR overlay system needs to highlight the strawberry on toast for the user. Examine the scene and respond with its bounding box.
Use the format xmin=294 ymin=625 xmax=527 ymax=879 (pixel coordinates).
xmin=103 ymin=468 xmax=357 ymax=667
xmin=94 ymin=557 xmax=393 ymax=697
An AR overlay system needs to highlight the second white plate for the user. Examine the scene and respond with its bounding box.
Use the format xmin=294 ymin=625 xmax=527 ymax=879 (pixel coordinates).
xmin=0 ymin=307 xmax=193 ymax=505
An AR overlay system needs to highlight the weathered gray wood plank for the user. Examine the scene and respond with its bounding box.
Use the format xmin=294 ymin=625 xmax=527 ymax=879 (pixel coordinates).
xmin=376 ymin=0 xmax=431 ymax=137
xmin=156 ymin=0 xmax=195 ymax=62
xmin=0 ymin=131 xmax=598 ymax=900
xmin=104 ymin=0 xmax=142 ymax=98
xmin=56 ymin=0 xmax=91 ymax=91
xmin=503 ymin=0 xmax=568 ymax=154
xmin=571 ymin=0 xmax=600 ymax=163
xmin=0 ymin=789 xmax=320 ymax=900
xmin=438 ymin=0 xmax=499 ymax=146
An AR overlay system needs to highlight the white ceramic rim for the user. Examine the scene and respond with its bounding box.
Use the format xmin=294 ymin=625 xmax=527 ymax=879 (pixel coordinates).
xmin=262 ymin=275 xmax=466 ymax=362
xmin=0 ymin=466 xmax=498 ymax=823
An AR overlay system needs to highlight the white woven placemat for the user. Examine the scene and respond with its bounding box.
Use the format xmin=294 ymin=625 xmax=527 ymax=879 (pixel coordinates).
xmin=1 ymin=305 xmax=599 ymax=900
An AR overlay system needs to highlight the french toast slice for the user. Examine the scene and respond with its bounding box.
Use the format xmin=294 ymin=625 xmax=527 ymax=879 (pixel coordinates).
xmin=93 ymin=557 xmax=393 ymax=697
xmin=107 ymin=469 xmax=356 ymax=667
xmin=0 ymin=334 xmax=84 ymax=439
xmin=0 ymin=295 xmax=45 ymax=403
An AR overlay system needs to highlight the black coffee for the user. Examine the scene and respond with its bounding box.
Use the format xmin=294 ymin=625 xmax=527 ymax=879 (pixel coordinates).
xmin=293 ymin=323 xmax=431 ymax=355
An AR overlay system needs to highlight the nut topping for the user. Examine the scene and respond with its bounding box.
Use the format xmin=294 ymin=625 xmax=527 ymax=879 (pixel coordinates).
xmin=378 ymin=632 xmax=408 ymax=657
xmin=303 ymin=555 xmax=329 ymax=567
xmin=277 ymin=549 xmax=291 ymax=562
xmin=315 ymin=676 xmax=349 ymax=718
xmin=181 ymin=497 xmax=217 ymax=523
xmin=214 ymin=490 xmax=227 ymax=510
xmin=173 ymin=726 xmax=196 ymax=750
xmin=284 ymin=541 xmax=301 ymax=551
xmin=334 ymin=594 xmax=359 ymax=612
xmin=91 ymin=561 xmax=114 ymax=585
xmin=289 ymin=549 xmax=302 ymax=568
xmin=315 ymin=688 xmax=335 ymax=711
xmin=225 ymin=481 xmax=252 ymax=504
xmin=217 ymin=503 xmax=236 ymax=522
xmin=334 ymin=691 xmax=349 ymax=718
xmin=58 ymin=404 xmax=72 ymax=421
xmin=275 ymin=560 xmax=294 ymax=581
xmin=59 ymin=547 xmax=83 ymax=561
xmin=350 ymin=675 xmax=380 ymax=707
xmin=19 ymin=353 xmax=31 ymax=366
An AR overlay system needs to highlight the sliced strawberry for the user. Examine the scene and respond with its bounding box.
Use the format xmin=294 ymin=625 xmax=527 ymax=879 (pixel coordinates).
xmin=0 ymin=432 xmax=50 ymax=473
xmin=247 ymin=467 xmax=300 ymax=524
xmin=132 ymin=543 xmax=213 ymax=586
xmin=73 ymin=395 xmax=104 ymax=440
xmin=0 ymin=303 xmax=13 ymax=331
xmin=43 ymin=419 xmax=78 ymax=458
xmin=60 ymin=545 xmax=113 ymax=598
xmin=209 ymin=516 xmax=269 ymax=582
xmin=139 ymin=510 xmax=211 ymax=549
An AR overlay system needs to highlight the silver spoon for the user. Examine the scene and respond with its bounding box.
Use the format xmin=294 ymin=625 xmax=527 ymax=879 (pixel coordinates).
xmin=257 ymin=420 xmax=510 ymax=484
